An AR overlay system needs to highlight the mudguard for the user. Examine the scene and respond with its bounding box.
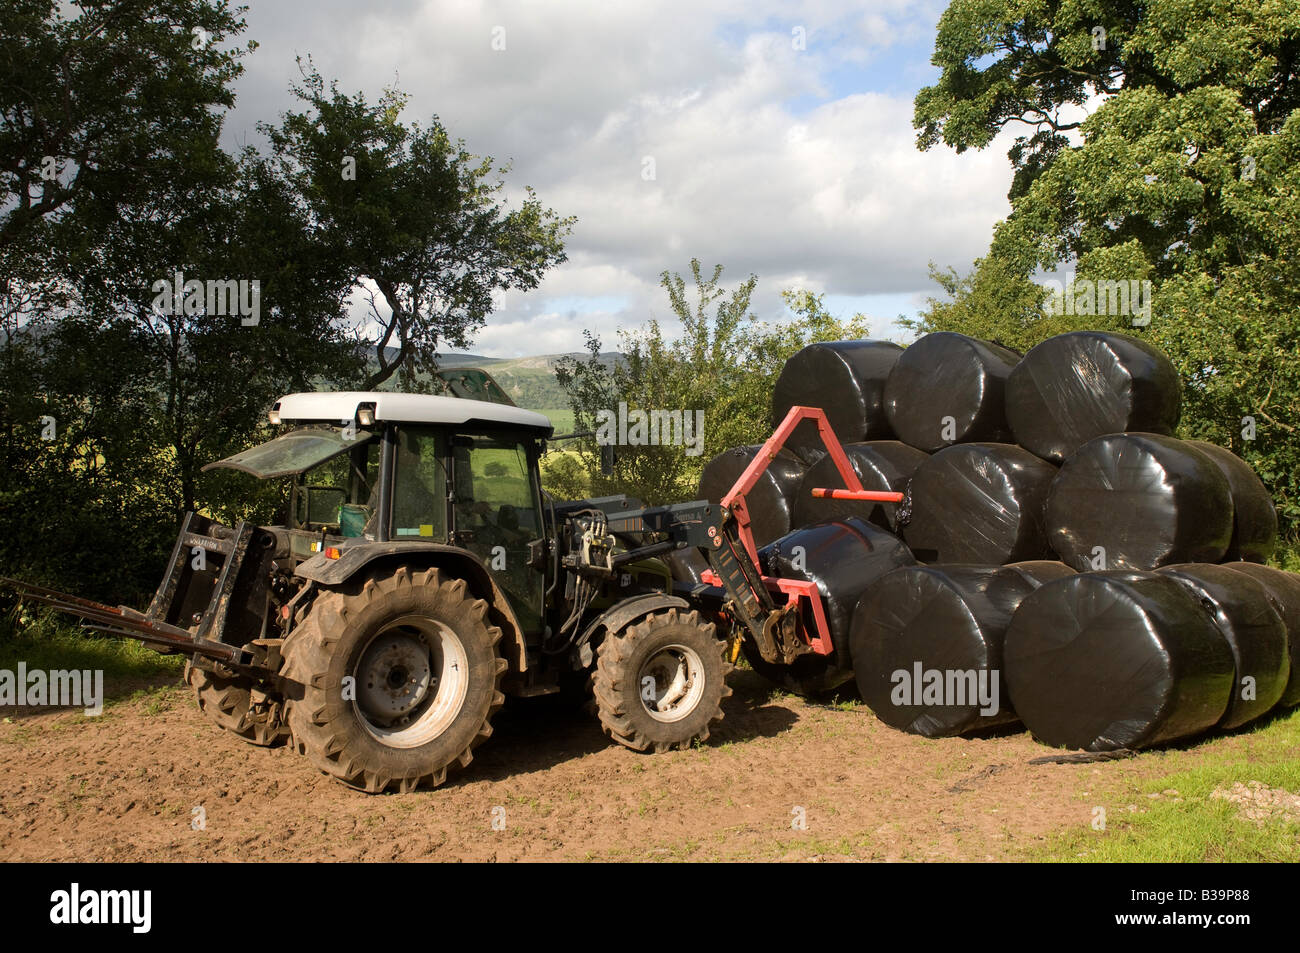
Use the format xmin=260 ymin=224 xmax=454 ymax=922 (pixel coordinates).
xmin=294 ymin=541 xmax=530 ymax=673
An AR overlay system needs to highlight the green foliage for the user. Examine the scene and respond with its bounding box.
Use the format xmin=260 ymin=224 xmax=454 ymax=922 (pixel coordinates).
xmin=0 ymin=7 xmax=574 ymax=605
xmin=0 ymin=0 xmax=252 ymax=253
xmin=553 ymin=260 xmax=875 ymax=505
xmin=915 ymin=0 xmax=1300 ymax=538
xmin=260 ymin=60 xmax=574 ymax=390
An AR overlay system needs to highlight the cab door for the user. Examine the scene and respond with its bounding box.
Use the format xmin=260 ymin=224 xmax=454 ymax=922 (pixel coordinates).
xmin=449 ymin=433 xmax=546 ymax=634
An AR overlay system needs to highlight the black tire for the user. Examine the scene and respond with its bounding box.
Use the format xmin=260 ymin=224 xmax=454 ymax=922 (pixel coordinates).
xmin=739 ymin=639 xmax=855 ymax=699
xmin=282 ymin=566 xmax=506 ymax=793
xmin=593 ymin=608 xmax=731 ymax=753
xmin=184 ymin=660 xmax=286 ymax=747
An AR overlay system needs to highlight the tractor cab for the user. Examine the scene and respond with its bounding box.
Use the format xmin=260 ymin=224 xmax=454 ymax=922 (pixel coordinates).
xmin=204 ymin=390 xmax=555 ymax=635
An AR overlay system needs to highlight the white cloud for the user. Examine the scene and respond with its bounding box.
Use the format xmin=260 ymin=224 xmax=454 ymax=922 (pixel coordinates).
xmin=228 ymin=0 xmax=1015 ymax=357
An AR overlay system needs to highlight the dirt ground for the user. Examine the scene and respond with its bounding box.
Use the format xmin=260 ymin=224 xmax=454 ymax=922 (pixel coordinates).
xmin=0 ymin=668 xmax=1184 ymax=862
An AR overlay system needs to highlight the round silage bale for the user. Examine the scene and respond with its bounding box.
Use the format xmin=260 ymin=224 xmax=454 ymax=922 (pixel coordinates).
xmin=1004 ymin=560 xmax=1078 ymax=584
xmin=771 ymin=340 xmax=903 ymax=454
xmin=901 ymin=443 xmax=1057 ymax=564
xmin=1184 ymin=440 xmax=1277 ymax=563
xmin=1005 ymin=331 xmax=1181 ymax=463
xmin=698 ymin=445 xmax=806 ymax=548
xmin=757 ymin=517 xmax=916 ymax=675
xmin=1003 ymin=571 xmax=1235 ymax=750
xmin=791 ymin=440 xmax=928 ymax=533
xmin=851 ymin=564 xmax=1043 ymax=736
xmin=883 ymin=332 xmax=1020 ymax=452
xmin=1220 ymin=562 xmax=1300 ymax=708
xmin=665 ymin=547 xmax=709 ymax=586
xmin=1045 ymin=433 xmax=1234 ymax=571
xmin=1158 ymin=563 xmax=1290 ymax=729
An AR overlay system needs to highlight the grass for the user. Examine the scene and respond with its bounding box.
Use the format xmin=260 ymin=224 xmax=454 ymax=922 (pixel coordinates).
xmin=1023 ymin=709 xmax=1300 ymax=862
xmin=0 ymin=613 xmax=184 ymax=694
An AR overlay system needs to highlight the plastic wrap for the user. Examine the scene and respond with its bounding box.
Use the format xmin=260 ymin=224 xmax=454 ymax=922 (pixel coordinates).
xmin=883 ymin=332 xmax=1020 ymax=452
xmin=1003 ymin=571 xmax=1234 ymax=750
xmin=792 ymin=440 xmax=928 ymax=533
xmin=759 ymin=517 xmax=916 ymax=671
xmin=1004 ymin=560 xmax=1078 ymax=584
xmin=697 ymin=445 xmax=806 ymax=548
xmin=1221 ymin=562 xmax=1300 ymax=708
xmin=1185 ymin=440 xmax=1277 ymax=563
xmin=1045 ymin=433 xmax=1234 ymax=570
xmin=771 ymin=340 xmax=903 ymax=453
xmin=900 ymin=443 xmax=1057 ymax=564
xmin=1158 ymin=564 xmax=1290 ymax=729
xmin=1005 ymin=331 xmax=1181 ymax=462
xmin=665 ymin=547 xmax=709 ymax=585
xmin=851 ymin=565 xmax=1045 ymax=736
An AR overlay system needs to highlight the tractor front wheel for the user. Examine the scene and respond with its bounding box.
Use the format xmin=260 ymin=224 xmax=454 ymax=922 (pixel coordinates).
xmin=185 ymin=660 xmax=286 ymax=747
xmin=593 ymin=608 xmax=731 ymax=753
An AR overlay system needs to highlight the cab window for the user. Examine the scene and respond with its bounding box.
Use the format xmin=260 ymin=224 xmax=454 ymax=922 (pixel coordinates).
xmin=390 ymin=426 xmax=448 ymax=540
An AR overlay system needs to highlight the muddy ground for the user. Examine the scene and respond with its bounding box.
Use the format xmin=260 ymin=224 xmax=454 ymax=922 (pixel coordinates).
xmin=0 ymin=668 xmax=1258 ymax=861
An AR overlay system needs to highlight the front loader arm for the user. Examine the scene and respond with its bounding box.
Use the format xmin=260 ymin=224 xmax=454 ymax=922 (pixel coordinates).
xmin=571 ymin=406 xmax=905 ymax=666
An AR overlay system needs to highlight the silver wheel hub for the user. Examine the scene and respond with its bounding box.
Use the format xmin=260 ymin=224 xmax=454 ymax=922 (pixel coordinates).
xmin=352 ymin=616 xmax=471 ymax=749
xmin=357 ymin=631 xmax=435 ymax=722
xmin=639 ymin=643 xmax=706 ymax=724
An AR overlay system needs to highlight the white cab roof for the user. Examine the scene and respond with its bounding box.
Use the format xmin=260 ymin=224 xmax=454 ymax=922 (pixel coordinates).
xmin=274 ymin=391 xmax=553 ymax=434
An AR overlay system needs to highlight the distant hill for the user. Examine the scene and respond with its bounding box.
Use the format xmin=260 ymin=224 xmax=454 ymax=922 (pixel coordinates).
xmin=373 ymin=346 xmax=622 ymax=414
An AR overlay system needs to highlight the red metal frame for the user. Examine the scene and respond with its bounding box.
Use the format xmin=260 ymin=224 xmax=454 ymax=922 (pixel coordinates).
xmin=700 ymin=406 xmax=905 ymax=657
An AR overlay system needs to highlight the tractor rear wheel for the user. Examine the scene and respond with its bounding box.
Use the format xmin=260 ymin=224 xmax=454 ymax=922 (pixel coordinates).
xmin=185 ymin=660 xmax=286 ymax=747
xmin=593 ymin=608 xmax=731 ymax=753
xmin=282 ymin=566 xmax=506 ymax=793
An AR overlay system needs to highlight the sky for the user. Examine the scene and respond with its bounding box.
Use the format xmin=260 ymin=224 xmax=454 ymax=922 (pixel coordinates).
xmin=220 ymin=0 xmax=1024 ymax=358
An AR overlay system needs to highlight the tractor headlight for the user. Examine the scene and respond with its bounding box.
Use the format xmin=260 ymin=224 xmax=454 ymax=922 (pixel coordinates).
xmin=268 ymin=403 xmax=281 ymax=425
xmin=356 ymin=403 xmax=376 ymax=426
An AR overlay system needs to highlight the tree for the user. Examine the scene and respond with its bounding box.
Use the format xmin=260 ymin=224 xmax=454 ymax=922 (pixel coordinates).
xmin=553 ymin=261 xmax=875 ymax=505
xmin=914 ymin=0 xmax=1300 ymax=201
xmin=0 ymin=4 xmax=363 ymax=600
xmin=913 ymin=0 xmax=1300 ymax=539
xmin=261 ymin=62 xmax=574 ymax=389
xmin=0 ymin=0 xmax=251 ymax=254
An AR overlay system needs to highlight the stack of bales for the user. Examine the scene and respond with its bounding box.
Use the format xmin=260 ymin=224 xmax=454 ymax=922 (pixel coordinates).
xmin=696 ymin=328 xmax=1298 ymax=751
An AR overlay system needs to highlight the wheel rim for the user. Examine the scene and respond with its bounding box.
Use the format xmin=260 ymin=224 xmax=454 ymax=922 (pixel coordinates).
xmin=353 ymin=615 xmax=469 ymax=749
xmin=638 ymin=643 xmax=706 ymax=723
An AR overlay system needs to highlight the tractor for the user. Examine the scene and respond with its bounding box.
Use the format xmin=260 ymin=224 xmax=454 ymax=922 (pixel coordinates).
xmin=7 ymin=385 xmax=900 ymax=793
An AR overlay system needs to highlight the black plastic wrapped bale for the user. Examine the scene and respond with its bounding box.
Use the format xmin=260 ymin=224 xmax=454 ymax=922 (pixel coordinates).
xmin=754 ymin=517 xmax=916 ymax=684
xmin=771 ymin=340 xmax=904 ymax=454
xmin=1005 ymin=331 xmax=1181 ymax=463
xmin=792 ymin=440 xmax=928 ymax=533
xmin=665 ymin=547 xmax=709 ymax=585
xmin=1045 ymin=433 xmax=1234 ymax=571
xmin=883 ymin=332 xmax=1021 ymax=452
xmin=1003 ymin=571 xmax=1234 ymax=750
xmin=900 ymin=443 xmax=1057 ymax=564
xmin=1221 ymin=562 xmax=1300 ymax=708
xmin=1004 ymin=560 xmax=1078 ymax=584
xmin=697 ymin=445 xmax=806 ymax=548
xmin=1158 ymin=564 xmax=1290 ymax=729
xmin=851 ymin=565 xmax=1046 ymax=737
xmin=1185 ymin=440 xmax=1277 ymax=563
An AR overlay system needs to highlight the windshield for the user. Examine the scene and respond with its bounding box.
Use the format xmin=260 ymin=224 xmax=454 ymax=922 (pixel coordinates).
xmin=202 ymin=426 xmax=376 ymax=479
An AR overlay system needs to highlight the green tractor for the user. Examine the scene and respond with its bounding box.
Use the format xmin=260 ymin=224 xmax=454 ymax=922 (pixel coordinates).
xmin=9 ymin=388 xmax=894 ymax=792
